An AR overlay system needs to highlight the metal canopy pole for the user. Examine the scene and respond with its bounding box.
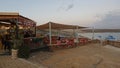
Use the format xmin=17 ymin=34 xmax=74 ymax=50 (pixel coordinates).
xmin=92 ymin=27 xmax=95 ymax=40
xmin=58 ymin=29 xmax=61 ymax=37
xmin=73 ymin=29 xmax=75 ymax=38
xmin=49 ymin=22 xmax=52 ymax=46
xmin=76 ymin=26 xmax=79 ymax=45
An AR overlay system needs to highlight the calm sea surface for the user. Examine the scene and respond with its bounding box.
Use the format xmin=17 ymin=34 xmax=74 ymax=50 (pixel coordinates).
xmin=79 ymin=33 xmax=120 ymax=41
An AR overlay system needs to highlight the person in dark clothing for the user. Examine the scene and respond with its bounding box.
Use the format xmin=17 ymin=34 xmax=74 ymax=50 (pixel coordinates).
xmin=4 ymin=40 xmax=8 ymax=51
xmin=1 ymin=36 xmax=5 ymax=50
xmin=24 ymin=32 xmax=30 ymax=38
xmin=1 ymin=35 xmax=6 ymax=50
xmin=7 ymin=41 xmax=11 ymax=52
xmin=2 ymin=35 xmax=11 ymax=52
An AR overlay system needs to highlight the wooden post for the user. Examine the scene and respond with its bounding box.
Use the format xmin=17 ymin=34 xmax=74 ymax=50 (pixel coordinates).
xmin=13 ymin=19 xmax=19 ymax=39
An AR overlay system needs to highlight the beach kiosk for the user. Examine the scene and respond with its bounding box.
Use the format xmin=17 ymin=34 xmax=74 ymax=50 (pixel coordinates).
xmin=0 ymin=12 xmax=36 ymax=50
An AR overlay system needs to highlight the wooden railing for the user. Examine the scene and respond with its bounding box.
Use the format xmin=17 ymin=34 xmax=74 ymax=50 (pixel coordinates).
xmin=102 ymin=40 xmax=120 ymax=48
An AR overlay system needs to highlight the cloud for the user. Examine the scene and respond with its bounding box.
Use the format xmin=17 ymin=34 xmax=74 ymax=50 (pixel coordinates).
xmin=57 ymin=0 xmax=74 ymax=11
xmin=92 ymin=10 xmax=120 ymax=29
xmin=65 ymin=4 xmax=74 ymax=11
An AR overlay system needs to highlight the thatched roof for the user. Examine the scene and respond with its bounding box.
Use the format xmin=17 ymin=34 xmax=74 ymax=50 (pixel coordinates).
xmin=37 ymin=22 xmax=86 ymax=29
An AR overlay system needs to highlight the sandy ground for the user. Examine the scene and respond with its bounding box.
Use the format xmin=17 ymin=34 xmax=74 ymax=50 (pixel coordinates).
xmin=0 ymin=56 xmax=41 ymax=68
xmin=28 ymin=43 xmax=120 ymax=68
xmin=0 ymin=50 xmax=45 ymax=68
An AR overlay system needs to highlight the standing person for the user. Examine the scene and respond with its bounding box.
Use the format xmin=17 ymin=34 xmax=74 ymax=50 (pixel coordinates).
xmin=1 ymin=35 xmax=7 ymax=51
xmin=3 ymin=34 xmax=11 ymax=53
xmin=24 ymin=31 xmax=30 ymax=38
xmin=0 ymin=35 xmax=3 ymax=49
xmin=6 ymin=35 xmax=11 ymax=53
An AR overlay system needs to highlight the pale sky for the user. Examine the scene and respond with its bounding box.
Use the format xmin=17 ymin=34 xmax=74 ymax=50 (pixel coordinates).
xmin=0 ymin=0 xmax=120 ymax=28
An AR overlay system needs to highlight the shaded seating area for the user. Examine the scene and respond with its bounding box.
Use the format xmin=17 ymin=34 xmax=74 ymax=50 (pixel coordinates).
xmin=37 ymin=22 xmax=88 ymax=50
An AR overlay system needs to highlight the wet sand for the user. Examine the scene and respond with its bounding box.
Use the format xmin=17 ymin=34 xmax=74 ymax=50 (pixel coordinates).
xmin=28 ymin=43 xmax=120 ymax=68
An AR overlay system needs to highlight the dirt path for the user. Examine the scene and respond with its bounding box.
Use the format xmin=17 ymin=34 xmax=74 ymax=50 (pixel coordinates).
xmin=28 ymin=43 xmax=120 ymax=68
xmin=0 ymin=56 xmax=41 ymax=68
